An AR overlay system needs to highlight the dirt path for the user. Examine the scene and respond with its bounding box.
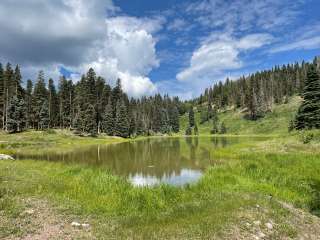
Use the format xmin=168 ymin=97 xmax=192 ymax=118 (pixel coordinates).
xmin=2 ymin=198 xmax=94 ymax=240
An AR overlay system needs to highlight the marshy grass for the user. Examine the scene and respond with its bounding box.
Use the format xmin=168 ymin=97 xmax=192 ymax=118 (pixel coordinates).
xmin=1 ymin=133 xmax=320 ymax=238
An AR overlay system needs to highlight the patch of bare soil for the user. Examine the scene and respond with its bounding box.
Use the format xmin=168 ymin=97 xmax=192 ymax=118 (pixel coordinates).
xmin=224 ymin=201 xmax=320 ymax=240
xmin=2 ymin=198 xmax=94 ymax=240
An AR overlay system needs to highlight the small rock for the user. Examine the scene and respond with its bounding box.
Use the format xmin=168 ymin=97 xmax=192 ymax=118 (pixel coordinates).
xmin=82 ymin=223 xmax=90 ymax=228
xmin=25 ymin=209 xmax=35 ymax=215
xmin=258 ymin=232 xmax=266 ymax=238
xmin=0 ymin=154 xmax=14 ymax=160
xmin=71 ymin=221 xmax=81 ymax=227
xmin=253 ymin=220 xmax=261 ymax=226
xmin=245 ymin=222 xmax=251 ymax=227
xmin=265 ymin=222 xmax=273 ymax=230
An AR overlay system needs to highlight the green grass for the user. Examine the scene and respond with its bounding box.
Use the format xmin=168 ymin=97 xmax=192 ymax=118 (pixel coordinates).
xmin=1 ymin=133 xmax=320 ymax=238
xmin=2 ymin=96 xmax=320 ymax=238
xmin=180 ymin=96 xmax=301 ymax=136
xmin=0 ymin=129 xmax=127 ymax=156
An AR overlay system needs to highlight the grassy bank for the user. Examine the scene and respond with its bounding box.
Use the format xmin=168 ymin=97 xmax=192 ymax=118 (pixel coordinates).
xmin=180 ymin=96 xmax=301 ymax=136
xmin=1 ymin=132 xmax=320 ymax=239
xmin=0 ymin=129 xmax=127 ymax=156
xmin=2 ymin=97 xmax=320 ymax=239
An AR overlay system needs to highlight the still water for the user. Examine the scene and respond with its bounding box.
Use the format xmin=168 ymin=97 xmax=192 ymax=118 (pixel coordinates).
xmin=16 ymin=137 xmax=247 ymax=186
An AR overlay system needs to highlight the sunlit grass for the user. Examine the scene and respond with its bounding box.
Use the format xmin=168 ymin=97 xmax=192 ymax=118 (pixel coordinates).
xmin=1 ymin=134 xmax=320 ymax=238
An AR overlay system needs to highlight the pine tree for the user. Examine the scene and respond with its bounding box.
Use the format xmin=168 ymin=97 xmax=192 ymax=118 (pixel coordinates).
xmin=59 ymin=76 xmax=73 ymax=128
xmin=3 ymin=63 xmax=14 ymax=130
xmin=26 ymin=80 xmax=33 ymax=128
xmin=136 ymin=114 xmax=145 ymax=136
xmin=14 ymin=65 xmax=24 ymax=97
xmin=6 ymin=96 xmax=27 ymax=133
xmin=211 ymin=107 xmax=219 ymax=134
xmin=115 ymin=100 xmax=129 ymax=138
xmin=189 ymin=107 xmax=195 ymax=127
xmin=83 ymin=104 xmax=97 ymax=136
xmin=73 ymin=105 xmax=85 ymax=134
xmin=194 ymin=124 xmax=199 ymax=135
xmin=295 ymin=65 xmax=320 ymax=129
xmin=220 ymin=122 xmax=227 ymax=134
xmin=33 ymin=71 xmax=48 ymax=129
xmin=102 ymin=102 xmax=114 ymax=136
xmin=39 ymin=100 xmax=50 ymax=130
xmin=170 ymin=106 xmax=180 ymax=133
xmin=0 ymin=63 xmax=4 ymax=129
xmin=185 ymin=126 xmax=192 ymax=135
xmin=48 ymin=79 xmax=59 ymax=128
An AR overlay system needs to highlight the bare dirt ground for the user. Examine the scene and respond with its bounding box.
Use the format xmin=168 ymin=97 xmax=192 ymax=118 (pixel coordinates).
xmin=2 ymin=198 xmax=320 ymax=240
xmin=1 ymin=198 xmax=94 ymax=240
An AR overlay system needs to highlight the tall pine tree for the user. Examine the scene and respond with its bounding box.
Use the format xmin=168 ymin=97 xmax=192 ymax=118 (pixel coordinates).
xmin=295 ymin=65 xmax=320 ymax=129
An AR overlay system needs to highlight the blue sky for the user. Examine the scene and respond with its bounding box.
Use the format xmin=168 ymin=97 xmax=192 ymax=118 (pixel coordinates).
xmin=0 ymin=0 xmax=319 ymax=99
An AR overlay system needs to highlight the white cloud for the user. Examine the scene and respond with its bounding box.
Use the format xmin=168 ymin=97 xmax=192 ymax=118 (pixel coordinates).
xmin=68 ymin=16 xmax=162 ymax=97
xmin=0 ymin=0 xmax=164 ymax=97
xmin=185 ymin=0 xmax=303 ymax=33
xmin=269 ymin=23 xmax=320 ymax=53
xmin=167 ymin=18 xmax=188 ymax=31
xmin=177 ymin=33 xmax=273 ymax=82
xmin=270 ymin=36 xmax=320 ymax=53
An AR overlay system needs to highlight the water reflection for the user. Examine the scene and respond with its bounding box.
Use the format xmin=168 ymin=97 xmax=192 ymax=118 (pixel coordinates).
xmin=15 ymin=137 xmax=247 ymax=186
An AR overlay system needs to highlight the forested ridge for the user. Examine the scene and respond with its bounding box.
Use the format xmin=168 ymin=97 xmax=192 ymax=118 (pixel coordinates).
xmin=1 ymin=56 xmax=319 ymax=137
xmin=0 ymin=65 xmax=181 ymax=136
xmin=192 ymin=57 xmax=320 ymax=124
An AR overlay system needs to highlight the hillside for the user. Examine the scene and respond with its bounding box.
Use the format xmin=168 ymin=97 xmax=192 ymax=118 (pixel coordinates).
xmin=180 ymin=96 xmax=301 ymax=136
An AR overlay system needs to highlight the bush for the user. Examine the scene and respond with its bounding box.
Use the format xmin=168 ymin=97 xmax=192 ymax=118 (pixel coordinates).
xmin=300 ymin=131 xmax=314 ymax=144
xmin=185 ymin=127 xmax=192 ymax=135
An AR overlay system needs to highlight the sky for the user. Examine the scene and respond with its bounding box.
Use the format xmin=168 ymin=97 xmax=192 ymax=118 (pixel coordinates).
xmin=0 ymin=0 xmax=319 ymax=99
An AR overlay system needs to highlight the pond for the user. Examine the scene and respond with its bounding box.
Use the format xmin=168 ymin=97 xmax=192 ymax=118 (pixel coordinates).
xmin=15 ymin=137 xmax=257 ymax=186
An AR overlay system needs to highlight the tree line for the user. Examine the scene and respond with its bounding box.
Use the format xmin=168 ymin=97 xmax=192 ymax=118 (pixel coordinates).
xmin=0 ymin=64 xmax=181 ymax=137
xmin=196 ymin=57 xmax=320 ymax=121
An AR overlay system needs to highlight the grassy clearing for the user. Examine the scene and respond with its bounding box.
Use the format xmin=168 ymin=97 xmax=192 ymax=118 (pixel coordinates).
xmin=1 ymin=133 xmax=320 ymax=238
xmin=180 ymin=96 xmax=301 ymax=136
xmin=2 ymin=96 xmax=320 ymax=238
xmin=0 ymin=129 xmax=127 ymax=156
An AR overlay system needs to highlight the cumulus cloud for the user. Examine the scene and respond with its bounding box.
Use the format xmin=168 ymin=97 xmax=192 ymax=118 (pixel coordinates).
xmin=68 ymin=16 xmax=163 ymax=97
xmin=0 ymin=0 xmax=163 ymax=97
xmin=177 ymin=33 xmax=273 ymax=82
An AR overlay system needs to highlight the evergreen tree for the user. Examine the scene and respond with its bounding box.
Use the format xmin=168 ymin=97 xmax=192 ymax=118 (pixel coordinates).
xmin=14 ymin=65 xmax=24 ymax=97
xmin=115 ymin=100 xmax=129 ymax=138
xmin=0 ymin=63 xmax=4 ymax=129
xmin=136 ymin=114 xmax=145 ymax=136
xmin=48 ymin=79 xmax=59 ymax=127
xmin=200 ymin=108 xmax=208 ymax=124
xmin=170 ymin=106 xmax=180 ymax=133
xmin=185 ymin=126 xmax=192 ymax=135
xmin=189 ymin=107 xmax=195 ymax=127
xmin=194 ymin=124 xmax=199 ymax=135
xmin=26 ymin=80 xmax=33 ymax=128
xmin=6 ymin=96 xmax=26 ymax=133
xmin=39 ymin=100 xmax=50 ymax=130
xmin=32 ymin=71 xmax=48 ymax=129
xmin=295 ymin=65 xmax=320 ymax=129
xmin=59 ymin=76 xmax=73 ymax=128
xmin=83 ymin=104 xmax=97 ymax=136
xmin=220 ymin=122 xmax=227 ymax=134
xmin=73 ymin=105 xmax=85 ymax=134
xmin=102 ymin=102 xmax=114 ymax=136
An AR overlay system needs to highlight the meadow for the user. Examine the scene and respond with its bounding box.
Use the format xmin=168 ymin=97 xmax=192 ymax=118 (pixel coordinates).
xmin=1 ymin=97 xmax=320 ymax=239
